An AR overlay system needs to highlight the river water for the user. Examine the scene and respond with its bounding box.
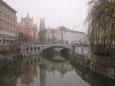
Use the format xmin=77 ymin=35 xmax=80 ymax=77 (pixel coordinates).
xmin=0 ymin=53 xmax=115 ymax=86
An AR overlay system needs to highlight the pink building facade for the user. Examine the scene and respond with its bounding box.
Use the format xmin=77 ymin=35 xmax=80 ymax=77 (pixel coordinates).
xmin=17 ymin=14 xmax=38 ymax=41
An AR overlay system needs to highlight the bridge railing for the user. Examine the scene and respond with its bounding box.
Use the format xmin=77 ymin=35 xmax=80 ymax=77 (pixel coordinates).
xmin=19 ymin=42 xmax=72 ymax=54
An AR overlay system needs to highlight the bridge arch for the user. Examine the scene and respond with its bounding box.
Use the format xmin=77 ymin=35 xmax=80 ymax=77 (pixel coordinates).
xmin=19 ymin=43 xmax=71 ymax=56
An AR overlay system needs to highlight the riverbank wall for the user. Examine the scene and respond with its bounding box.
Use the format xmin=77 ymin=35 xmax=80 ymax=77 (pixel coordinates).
xmin=70 ymin=53 xmax=115 ymax=80
xmin=0 ymin=54 xmax=22 ymax=69
xmin=0 ymin=44 xmax=22 ymax=69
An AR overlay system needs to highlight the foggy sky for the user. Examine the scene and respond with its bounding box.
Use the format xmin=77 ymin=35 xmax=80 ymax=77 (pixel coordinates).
xmin=4 ymin=0 xmax=89 ymax=32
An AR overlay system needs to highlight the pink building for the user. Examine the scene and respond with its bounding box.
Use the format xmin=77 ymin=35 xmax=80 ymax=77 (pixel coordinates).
xmin=17 ymin=14 xmax=38 ymax=41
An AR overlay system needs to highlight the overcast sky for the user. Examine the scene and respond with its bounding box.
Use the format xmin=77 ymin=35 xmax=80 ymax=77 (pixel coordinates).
xmin=4 ymin=0 xmax=89 ymax=32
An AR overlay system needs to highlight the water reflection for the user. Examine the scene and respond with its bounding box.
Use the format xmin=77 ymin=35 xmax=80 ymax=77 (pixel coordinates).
xmin=0 ymin=53 xmax=115 ymax=86
xmin=39 ymin=63 xmax=46 ymax=86
xmin=71 ymin=62 xmax=115 ymax=86
xmin=18 ymin=64 xmax=37 ymax=85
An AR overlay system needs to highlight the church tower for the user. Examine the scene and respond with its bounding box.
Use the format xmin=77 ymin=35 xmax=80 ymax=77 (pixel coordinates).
xmin=39 ymin=18 xmax=46 ymax=43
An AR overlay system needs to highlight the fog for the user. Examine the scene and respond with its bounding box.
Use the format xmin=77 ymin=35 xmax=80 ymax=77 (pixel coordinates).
xmin=4 ymin=0 xmax=89 ymax=32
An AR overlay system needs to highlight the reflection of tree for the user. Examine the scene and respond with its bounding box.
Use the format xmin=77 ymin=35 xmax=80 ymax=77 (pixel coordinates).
xmin=45 ymin=59 xmax=73 ymax=77
xmin=0 ymin=63 xmax=21 ymax=86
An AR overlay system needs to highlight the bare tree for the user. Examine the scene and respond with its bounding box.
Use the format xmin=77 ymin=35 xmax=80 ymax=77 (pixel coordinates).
xmin=87 ymin=0 xmax=115 ymax=50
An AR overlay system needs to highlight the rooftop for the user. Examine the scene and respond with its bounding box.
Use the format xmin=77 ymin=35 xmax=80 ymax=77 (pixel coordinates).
xmin=1 ymin=0 xmax=17 ymax=13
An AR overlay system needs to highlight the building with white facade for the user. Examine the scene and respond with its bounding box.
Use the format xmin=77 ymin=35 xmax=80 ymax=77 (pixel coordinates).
xmin=45 ymin=28 xmax=57 ymax=42
xmin=45 ymin=26 xmax=88 ymax=44
xmin=64 ymin=30 xmax=87 ymax=44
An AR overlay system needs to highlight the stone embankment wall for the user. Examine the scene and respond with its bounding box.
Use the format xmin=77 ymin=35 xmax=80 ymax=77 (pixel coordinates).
xmin=0 ymin=44 xmax=21 ymax=68
xmin=70 ymin=53 xmax=115 ymax=80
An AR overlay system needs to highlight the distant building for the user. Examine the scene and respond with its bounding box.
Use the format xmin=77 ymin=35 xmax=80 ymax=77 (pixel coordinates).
xmin=45 ymin=26 xmax=88 ymax=44
xmin=65 ymin=30 xmax=88 ymax=44
xmin=45 ymin=28 xmax=58 ymax=43
xmin=0 ymin=0 xmax=17 ymax=44
xmin=39 ymin=18 xmax=46 ymax=43
xmin=17 ymin=14 xmax=38 ymax=41
xmin=57 ymin=26 xmax=88 ymax=44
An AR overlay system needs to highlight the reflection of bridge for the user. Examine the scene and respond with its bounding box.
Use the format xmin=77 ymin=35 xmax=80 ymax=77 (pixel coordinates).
xmin=19 ymin=43 xmax=71 ymax=56
xmin=20 ymin=54 xmax=73 ymax=86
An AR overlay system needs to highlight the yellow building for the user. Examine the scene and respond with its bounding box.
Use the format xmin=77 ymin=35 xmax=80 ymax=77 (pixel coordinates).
xmin=0 ymin=0 xmax=17 ymax=44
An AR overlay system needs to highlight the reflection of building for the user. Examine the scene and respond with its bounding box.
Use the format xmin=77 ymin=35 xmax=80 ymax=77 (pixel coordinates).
xmin=19 ymin=65 xmax=37 ymax=85
xmin=45 ymin=59 xmax=73 ymax=75
xmin=0 ymin=0 xmax=17 ymax=44
xmin=17 ymin=14 xmax=38 ymax=41
xmin=17 ymin=55 xmax=74 ymax=86
xmin=39 ymin=64 xmax=46 ymax=86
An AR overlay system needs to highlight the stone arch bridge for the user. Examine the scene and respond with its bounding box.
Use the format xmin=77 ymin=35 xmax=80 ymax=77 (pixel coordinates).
xmin=18 ymin=43 xmax=71 ymax=56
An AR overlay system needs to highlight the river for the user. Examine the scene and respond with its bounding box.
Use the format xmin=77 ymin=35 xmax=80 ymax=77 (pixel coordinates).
xmin=0 ymin=52 xmax=115 ymax=86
